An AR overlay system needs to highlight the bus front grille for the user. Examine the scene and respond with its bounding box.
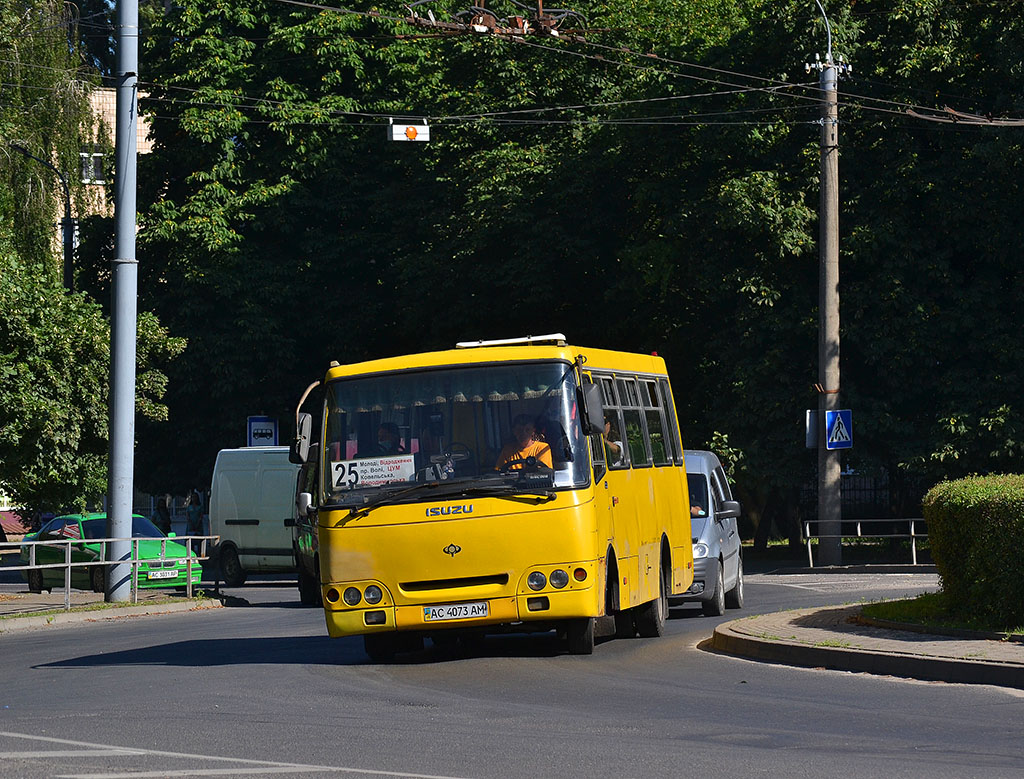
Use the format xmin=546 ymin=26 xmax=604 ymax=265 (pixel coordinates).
xmin=400 ymin=573 xmax=510 ymax=592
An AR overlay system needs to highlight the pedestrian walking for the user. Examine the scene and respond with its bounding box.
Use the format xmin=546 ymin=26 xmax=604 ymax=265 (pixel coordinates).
xmin=152 ymin=494 xmax=172 ymax=535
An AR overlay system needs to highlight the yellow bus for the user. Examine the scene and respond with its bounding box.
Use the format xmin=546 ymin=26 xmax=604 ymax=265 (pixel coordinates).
xmin=290 ymin=334 xmax=693 ymax=658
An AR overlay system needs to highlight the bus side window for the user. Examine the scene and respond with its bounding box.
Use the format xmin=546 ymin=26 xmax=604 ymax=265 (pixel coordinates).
xmin=642 ymin=379 xmax=670 ymax=466
xmin=617 ymin=377 xmax=651 ymax=467
xmin=598 ymin=374 xmax=628 ymax=469
xmin=583 ymin=374 xmax=607 ymax=480
xmin=657 ymin=378 xmax=684 ymax=464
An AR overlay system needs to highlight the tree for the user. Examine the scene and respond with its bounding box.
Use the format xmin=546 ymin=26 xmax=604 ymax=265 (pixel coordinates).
xmin=1 ymin=0 xmax=186 ymax=512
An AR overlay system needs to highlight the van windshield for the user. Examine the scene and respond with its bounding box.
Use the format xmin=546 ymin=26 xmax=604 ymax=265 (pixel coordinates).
xmin=321 ymin=361 xmax=590 ymax=506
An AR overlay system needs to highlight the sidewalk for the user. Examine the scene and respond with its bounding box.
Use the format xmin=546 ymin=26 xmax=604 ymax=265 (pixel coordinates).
xmin=0 ymin=586 xmax=222 ymax=633
xmin=711 ymin=603 xmax=1024 ymax=690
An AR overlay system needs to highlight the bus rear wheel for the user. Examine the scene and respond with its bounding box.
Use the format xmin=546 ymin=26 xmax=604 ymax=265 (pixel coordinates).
xmin=635 ymin=562 xmax=668 ymax=638
xmin=565 ymin=617 xmax=595 ymax=655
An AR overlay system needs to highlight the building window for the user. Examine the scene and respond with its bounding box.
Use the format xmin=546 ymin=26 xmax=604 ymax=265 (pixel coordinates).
xmin=80 ymin=146 xmax=105 ymax=184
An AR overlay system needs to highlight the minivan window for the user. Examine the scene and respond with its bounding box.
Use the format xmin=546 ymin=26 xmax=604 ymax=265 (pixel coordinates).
xmin=687 ymin=474 xmax=709 ymax=518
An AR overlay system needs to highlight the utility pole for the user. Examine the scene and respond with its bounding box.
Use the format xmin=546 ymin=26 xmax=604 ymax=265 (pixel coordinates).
xmin=9 ymin=143 xmax=75 ymax=292
xmin=807 ymin=2 xmax=850 ymax=567
xmin=107 ymin=0 xmax=140 ymax=601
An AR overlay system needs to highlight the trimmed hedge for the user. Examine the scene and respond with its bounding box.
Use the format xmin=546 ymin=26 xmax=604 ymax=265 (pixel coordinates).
xmin=923 ymin=475 xmax=1024 ymax=626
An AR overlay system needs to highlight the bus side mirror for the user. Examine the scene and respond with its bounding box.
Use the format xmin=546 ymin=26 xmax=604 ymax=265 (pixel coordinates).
xmin=290 ymin=412 xmax=312 ymax=464
xmin=580 ymin=382 xmax=605 ymax=436
xmin=296 ymin=492 xmax=313 ymax=518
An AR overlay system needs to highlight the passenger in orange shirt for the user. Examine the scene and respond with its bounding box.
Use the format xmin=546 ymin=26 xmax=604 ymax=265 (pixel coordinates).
xmin=495 ymin=414 xmax=553 ymax=470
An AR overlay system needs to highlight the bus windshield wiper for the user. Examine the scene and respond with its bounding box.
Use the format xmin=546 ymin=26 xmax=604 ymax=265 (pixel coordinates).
xmin=340 ymin=481 xmax=446 ymax=519
xmin=334 ymin=474 xmax=555 ymax=519
xmin=438 ymin=474 xmax=556 ymax=501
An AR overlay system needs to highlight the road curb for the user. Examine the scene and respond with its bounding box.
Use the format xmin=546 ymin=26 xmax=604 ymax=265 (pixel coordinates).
xmin=0 ymin=598 xmax=223 ymax=634
xmin=711 ymin=612 xmax=1024 ymax=690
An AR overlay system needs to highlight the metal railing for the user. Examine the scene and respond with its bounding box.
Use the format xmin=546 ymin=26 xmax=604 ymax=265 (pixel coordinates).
xmin=0 ymin=534 xmax=220 ymax=612
xmin=802 ymin=518 xmax=927 ymax=568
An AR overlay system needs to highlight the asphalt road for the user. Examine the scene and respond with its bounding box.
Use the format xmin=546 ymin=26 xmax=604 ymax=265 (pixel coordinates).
xmin=2 ymin=571 xmax=1022 ymax=778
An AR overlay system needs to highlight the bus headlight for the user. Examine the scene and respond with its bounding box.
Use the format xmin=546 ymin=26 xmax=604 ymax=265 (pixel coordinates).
xmin=364 ymin=585 xmax=383 ymax=605
xmin=692 ymin=542 xmax=709 ymax=559
xmin=527 ymin=571 xmax=547 ymax=591
xmin=549 ymin=569 xmax=569 ymax=589
xmin=343 ymin=587 xmax=362 ymax=606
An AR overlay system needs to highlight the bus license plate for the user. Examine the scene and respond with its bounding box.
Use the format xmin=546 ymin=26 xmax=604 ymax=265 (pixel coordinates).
xmin=147 ymin=570 xmax=178 ymax=580
xmin=423 ymin=601 xmax=488 ymax=622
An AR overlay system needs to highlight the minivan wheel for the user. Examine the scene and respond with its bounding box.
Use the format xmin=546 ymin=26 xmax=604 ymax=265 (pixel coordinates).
xmin=725 ymin=558 xmax=744 ymax=609
xmin=702 ymin=566 xmax=726 ymax=617
xmin=220 ymin=546 xmax=247 ymax=587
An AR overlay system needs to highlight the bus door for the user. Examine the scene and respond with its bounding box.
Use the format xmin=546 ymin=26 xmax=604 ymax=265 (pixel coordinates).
xmin=591 ymin=373 xmax=642 ymax=609
xmin=615 ymin=375 xmax=661 ymax=606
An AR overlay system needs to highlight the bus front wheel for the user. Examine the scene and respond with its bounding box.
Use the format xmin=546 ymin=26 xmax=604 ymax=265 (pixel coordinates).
xmin=565 ymin=618 xmax=595 ymax=655
xmin=364 ymin=633 xmax=397 ymax=662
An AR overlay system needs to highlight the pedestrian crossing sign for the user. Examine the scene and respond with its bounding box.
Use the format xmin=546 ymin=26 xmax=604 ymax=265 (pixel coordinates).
xmin=825 ymin=409 xmax=853 ymax=450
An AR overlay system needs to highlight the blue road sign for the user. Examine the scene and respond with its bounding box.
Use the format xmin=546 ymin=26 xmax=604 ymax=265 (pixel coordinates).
xmin=247 ymin=416 xmax=278 ymax=447
xmin=825 ymin=409 xmax=853 ymax=450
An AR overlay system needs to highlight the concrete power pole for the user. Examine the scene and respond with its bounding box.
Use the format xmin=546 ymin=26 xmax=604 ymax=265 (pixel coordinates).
xmin=107 ymin=0 xmax=140 ymax=601
xmin=807 ymin=3 xmax=850 ymax=567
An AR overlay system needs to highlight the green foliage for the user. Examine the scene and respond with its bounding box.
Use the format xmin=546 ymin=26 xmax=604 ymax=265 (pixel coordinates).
xmin=0 ymin=0 xmax=186 ymax=511
xmin=0 ymin=248 xmax=109 ymax=511
xmin=100 ymin=0 xmax=1024 ymax=523
xmin=0 ymin=0 xmax=96 ymax=272
xmin=0 ymin=244 xmax=186 ymax=512
xmin=923 ymin=475 xmax=1024 ymax=626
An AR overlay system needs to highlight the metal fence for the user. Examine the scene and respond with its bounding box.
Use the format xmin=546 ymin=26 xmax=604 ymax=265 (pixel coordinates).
xmin=802 ymin=518 xmax=928 ymax=568
xmin=0 ymin=534 xmax=220 ymax=611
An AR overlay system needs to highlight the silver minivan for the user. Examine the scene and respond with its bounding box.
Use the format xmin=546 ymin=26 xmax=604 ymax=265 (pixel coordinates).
xmin=671 ymin=449 xmax=744 ymax=615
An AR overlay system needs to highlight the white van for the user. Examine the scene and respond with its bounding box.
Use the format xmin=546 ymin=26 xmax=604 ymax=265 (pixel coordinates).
xmin=209 ymin=446 xmax=300 ymax=586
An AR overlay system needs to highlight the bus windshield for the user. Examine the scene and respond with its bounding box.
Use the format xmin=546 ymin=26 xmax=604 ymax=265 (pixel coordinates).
xmin=322 ymin=361 xmax=591 ymax=506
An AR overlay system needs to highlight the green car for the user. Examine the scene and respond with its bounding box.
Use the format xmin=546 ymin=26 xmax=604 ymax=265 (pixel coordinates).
xmin=20 ymin=513 xmax=201 ymax=593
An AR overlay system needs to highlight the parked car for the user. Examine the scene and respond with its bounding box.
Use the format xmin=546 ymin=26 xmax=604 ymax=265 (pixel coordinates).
xmin=291 ymin=443 xmax=322 ymax=606
xmin=20 ymin=513 xmax=201 ymax=593
xmin=671 ymin=450 xmax=744 ymax=616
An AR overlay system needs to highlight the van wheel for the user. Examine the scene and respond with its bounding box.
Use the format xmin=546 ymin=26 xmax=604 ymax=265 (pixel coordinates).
xmin=702 ymin=566 xmax=726 ymax=617
xmin=90 ymin=565 xmax=105 ymax=594
xmin=566 ymin=617 xmax=595 ymax=655
xmin=297 ymin=566 xmax=319 ymax=606
xmin=27 ymin=569 xmax=44 ymax=594
xmin=635 ymin=561 xmax=668 ymax=638
xmin=221 ymin=546 xmax=247 ymax=587
xmin=725 ymin=558 xmax=744 ymax=609
xmin=364 ymin=633 xmax=397 ymax=662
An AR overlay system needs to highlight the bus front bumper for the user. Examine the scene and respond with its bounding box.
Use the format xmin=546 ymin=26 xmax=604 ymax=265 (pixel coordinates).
xmin=323 ymin=586 xmax=599 ymax=638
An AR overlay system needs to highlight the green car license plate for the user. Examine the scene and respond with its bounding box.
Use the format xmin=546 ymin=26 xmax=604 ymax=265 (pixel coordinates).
xmin=147 ymin=569 xmax=178 ymax=580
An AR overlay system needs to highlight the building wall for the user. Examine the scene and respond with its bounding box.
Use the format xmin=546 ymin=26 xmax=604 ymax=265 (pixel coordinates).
xmin=81 ymin=87 xmax=153 ymax=218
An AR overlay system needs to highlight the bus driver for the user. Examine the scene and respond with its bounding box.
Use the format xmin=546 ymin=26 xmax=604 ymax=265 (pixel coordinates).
xmin=495 ymin=414 xmax=553 ymax=471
